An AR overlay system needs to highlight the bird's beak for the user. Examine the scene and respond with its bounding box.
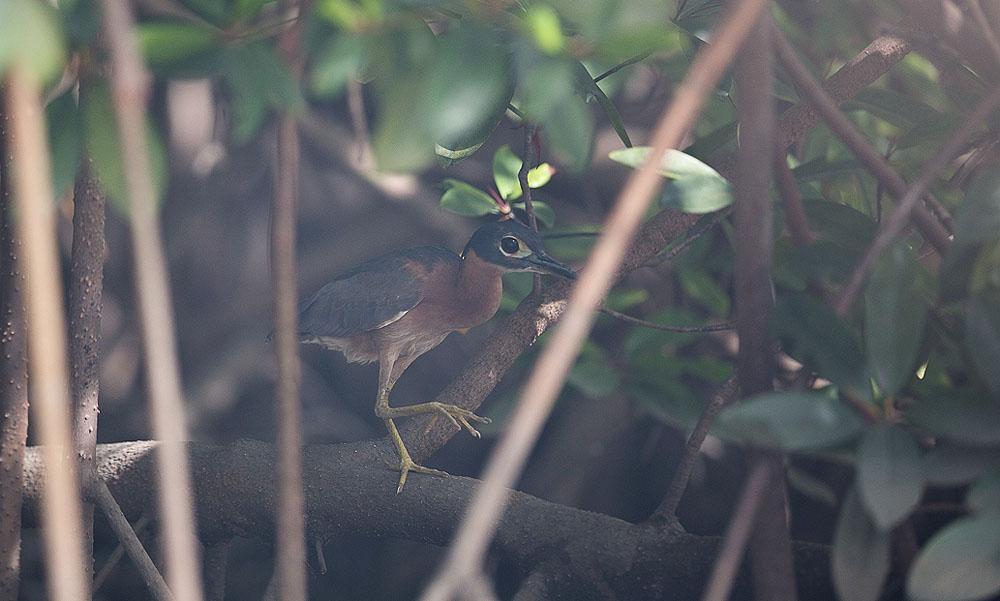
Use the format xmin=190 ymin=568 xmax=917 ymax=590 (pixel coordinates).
xmin=525 ymin=252 xmax=577 ymax=280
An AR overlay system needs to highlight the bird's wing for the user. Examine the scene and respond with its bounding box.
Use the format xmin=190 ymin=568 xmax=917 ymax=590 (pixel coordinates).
xmin=297 ymin=248 xmax=449 ymax=338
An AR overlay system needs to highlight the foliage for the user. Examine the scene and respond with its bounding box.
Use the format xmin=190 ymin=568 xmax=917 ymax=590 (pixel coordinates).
xmin=2 ymin=0 xmax=1000 ymax=599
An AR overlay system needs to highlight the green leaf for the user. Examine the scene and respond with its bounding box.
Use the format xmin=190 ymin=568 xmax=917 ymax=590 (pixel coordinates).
xmin=513 ymin=200 xmax=555 ymax=228
xmin=715 ymin=392 xmax=865 ymax=451
xmin=965 ymin=294 xmax=1000 ymax=395
xmin=525 ymin=4 xmax=565 ymax=54
xmin=137 ymin=22 xmax=218 ymax=65
xmin=568 ymin=351 xmax=620 ymax=399
xmin=46 ymin=91 xmax=82 ymax=199
xmin=906 ymin=389 xmax=1000 ymax=446
xmin=540 ymin=94 xmax=595 ymax=172
xmin=309 ymin=34 xmax=364 ymax=98
xmin=833 ymin=487 xmax=891 ymax=601
xmin=968 ymin=468 xmax=1000 ymax=515
xmin=604 ymin=288 xmax=648 ymax=311
xmin=802 ymin=199 xmax=878 ymax=251
xmin=844 ymin=87 xmax=942 ymax=129
xmin=771 ymin=293 xmax=870 ymax=398
xmin=493 ymin=145 xmax=522 ymax=201
xmin=222 ymin=42 xmax=301 ymax=143
xmin=83 ymin=84 xmax=169 ymax=212
xmin=907 ymin=516 xmax=1000 ymax=601
xmin=857 ymin=425 xmax=924 ymax=530
xmin=0 ymin=0 xmax=66 ymax=81
xmin=953 ymin=172 xmax=1000 ymax=245
xmin=439 ymin=179 xmax=498 ymax=217
xmin=574 ymin=61 xmax=632 ymax=148
xmin=792 ymin=158 xmax=861 ymax=183
xmin=610 ymin=146 xmax=732 ymax=213
xmin=678 ymin=269 xmax=730 ymax=316
xmin=924 ymin=445 xmax=1000 ymax=486
xmin=865 ymin=241 xmax=930 ymax=396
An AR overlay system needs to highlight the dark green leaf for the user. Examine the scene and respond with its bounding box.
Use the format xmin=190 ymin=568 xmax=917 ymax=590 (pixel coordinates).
xmin=965 ymin=294 xmax=1000 ymax=395
xmin=540 ymin=94 xmax=594 ymax=171
xmin=857 ymin=425 xmax=924 ymax=530
xmin=678 ymin=269 xmax=730 ymax=316
xmin=924 ymin=445 xmax=1000 ymax=486
xmin=715 ymin=392 xmax=865 ymax=451
xmin=907 ymin=516 xmax=1000 ymax=601
xmin=46 ymin=91 xmax=82 ymax=199
xmin=953 ymin=171 xmax=1000 ymax=246
xmin=438 ymin=179 xmax=498 ymax=217
xmin=906 ymin=389 xmax=1000 ymax=446
xmin=792 ymin=158 xmax=860 ymax=182
xmin=683 ymin=122 xmax=737 ymax=161
xmin=968 ymin=468 xmax=1000 ymax=515
xmin=0 ymin=0 xmax=66 ymax=81
xmin=771 ymin=293 xmax=870 ymax=398
xmin=569 ymin=353 xmax=620 ymax=399
xmin=513 ymin=200 xmax=555 ymax=228
xmin=573 ymin=61 xmax=631 ymax=148
xmin=833 ymin=487 xmax=891 ymax=601
xmin=865 ymin=241 xmax=930 ymax=396
xmin=137 ymin=22 xmax=219 ymax=65
xmin=222 ymin=43 xmax=301 ymax=143
xmin=604 ymin=289 xmax=648 ymax=311
xmin=782 ymin=240 xmax=860 ymax=287
xmin=802 ymin=200 xmax=878 ymax=251
xmin=844 ymin=88 xmax=942 ymax=128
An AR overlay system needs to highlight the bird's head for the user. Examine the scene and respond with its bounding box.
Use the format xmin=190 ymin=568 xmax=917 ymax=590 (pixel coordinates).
xmin=462 ymin=219 xmax=576 ymax=279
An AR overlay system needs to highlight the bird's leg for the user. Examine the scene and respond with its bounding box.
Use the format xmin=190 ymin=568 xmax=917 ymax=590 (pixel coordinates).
xmin=374 ymin=351 xmax=451 ymax=493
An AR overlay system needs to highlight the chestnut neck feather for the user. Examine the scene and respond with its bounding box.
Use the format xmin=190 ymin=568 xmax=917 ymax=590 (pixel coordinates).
xmin=450 ymin=249 xmax=504 ymax=329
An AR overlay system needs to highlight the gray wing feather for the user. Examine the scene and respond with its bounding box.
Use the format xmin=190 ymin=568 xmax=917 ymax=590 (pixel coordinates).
xmin=297 ymin=252 xmax=435 ymax=338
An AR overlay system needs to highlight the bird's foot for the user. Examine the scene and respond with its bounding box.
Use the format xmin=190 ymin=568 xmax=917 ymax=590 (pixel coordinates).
xmin=381 ymin=401 xmax=491 ymax=438
xmin=389 ymin=455 xmax=449 ymax=495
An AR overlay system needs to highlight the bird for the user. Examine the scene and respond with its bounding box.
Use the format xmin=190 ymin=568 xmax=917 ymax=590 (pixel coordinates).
xmin=296 ymin=218 xmax=576 ymax=493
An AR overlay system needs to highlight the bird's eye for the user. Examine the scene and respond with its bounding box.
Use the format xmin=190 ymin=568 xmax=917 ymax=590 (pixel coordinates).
xmin=500 ymin=236 xmax=521 ymax=255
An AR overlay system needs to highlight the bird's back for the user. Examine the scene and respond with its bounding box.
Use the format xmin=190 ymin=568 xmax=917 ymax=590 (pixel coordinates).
xmin=297 ymin=245 xmax=459 ymax=343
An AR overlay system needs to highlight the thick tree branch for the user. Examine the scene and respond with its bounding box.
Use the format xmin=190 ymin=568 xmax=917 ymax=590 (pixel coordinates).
xmin=22 ymin=441 xmax=836 ymax=601
xmin=0 ymin=108 xmax=29 ymax=600
xmin=68 ymin=156 xmax=105 ymax=584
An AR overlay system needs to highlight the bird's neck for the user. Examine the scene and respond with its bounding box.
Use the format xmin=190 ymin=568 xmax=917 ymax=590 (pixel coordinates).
xmin=452 ymin=250 xmax=505 ymax=328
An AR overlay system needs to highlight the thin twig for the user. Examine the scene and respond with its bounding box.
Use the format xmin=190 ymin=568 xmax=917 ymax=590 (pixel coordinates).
xmin=0 ymin=108 xmax=30 ymax=600
xmin=93 ymin=481 xmax=174 ymax=601
xmin=832 ymin=84 xmax=1000 ymax=316
xmin=419 ymin=1 xmax=771 ymax=599
xmin=773 ymin=149 xmax=816 ymax=246
xmin=5 ymin=65 xmax=89 ymax=601
xmin=600 ymin=308 xmax=736 ymax=333
xmin=93 ymin=515 xmax=150 ymax=591
xmin=772 ymin=28 xmax=952 ymax=255
xmin=273 ymin=0 xmax=309 ymax=599
xmin=594 ymin=53 xmax=650 ymax=83
xmin=651 ymin=376 xmax=739 ymax=524
xmin=701 ymin=460 xmax=775 ymax=601
xmin=518 ymin=124 xmax=541 ymax=290
xmin=99 ymin=2 xmax=205 ymax=599
xmin=68 ymin=156 xmax=106 ymax=584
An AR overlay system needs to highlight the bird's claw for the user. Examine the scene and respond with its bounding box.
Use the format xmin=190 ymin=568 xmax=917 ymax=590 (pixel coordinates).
xmin=390 ymin=456 xmax=449 ymax=494
xmin=427 ymin=402 xmax=491 ymax=438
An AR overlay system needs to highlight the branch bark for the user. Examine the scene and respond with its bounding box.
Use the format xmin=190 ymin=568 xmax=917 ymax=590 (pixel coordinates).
xmin=21 ymin=441 xmax=837 ymax=601
xmin=68 ymin=156 xmax=105 ymax=585
xmin=0 ymin=108 xmax=29 ymax=600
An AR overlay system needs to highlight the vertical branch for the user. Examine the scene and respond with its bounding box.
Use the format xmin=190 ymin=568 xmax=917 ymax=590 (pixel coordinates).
xmin=419 ymin=1 xmax=771 ymax=599
xmin=773 ymin=150 xmax=816 ymax=247
xmin=0 ymin=110 xmax=29 ymax=599
xmin=518 ymin=124 xmax=541 ymax=290
xmin=4 ymin=66 xmax=89 ymax=601
xmin=273 ymin=2 xmax=309 ymax=600
xmin=98 ymin=2 xmax=205 ymax=599
xmin=733 ymin=16 xmax=798 ymax=601
xmin=68 ymin=156 xmax=105 ymax=582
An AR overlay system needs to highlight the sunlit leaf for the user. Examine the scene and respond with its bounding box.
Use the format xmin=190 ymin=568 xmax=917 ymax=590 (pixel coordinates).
xmin=137 ymin=22 xmax=219 ymax=65
xmin=0 ymin=0 xmax=66 ymax=81
xmin=493 ymin=145 xmax=556 ymax=201
xmin=439 ymin=179 xmax=498 ymax=217
xmin=907 ymin=516 xmax=1000 ymax=601
xmin=610 ymin=146 xmax=731 ymax=213
xmin=525 ymin=4 xmax=565 ymax=54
